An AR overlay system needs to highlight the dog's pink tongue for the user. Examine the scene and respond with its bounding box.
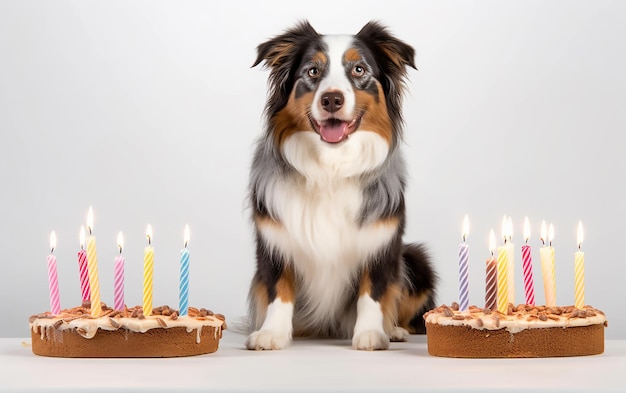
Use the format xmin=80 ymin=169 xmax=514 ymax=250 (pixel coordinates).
xmin=319 ymin=119 xmax=348 ymax=143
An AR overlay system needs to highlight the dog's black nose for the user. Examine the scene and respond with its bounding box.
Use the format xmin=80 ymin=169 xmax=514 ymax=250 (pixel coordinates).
xmin=321 ymin=92 xmax=344 ymax=113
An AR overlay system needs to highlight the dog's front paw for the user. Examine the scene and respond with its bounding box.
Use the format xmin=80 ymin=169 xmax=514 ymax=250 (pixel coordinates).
xmin=246 ymin=329 xmax=291 ymax=350
xmin=352 ymin=329 xmax=390 ymax=351
xmin=389 ymin=326 xmax=409 ymax=342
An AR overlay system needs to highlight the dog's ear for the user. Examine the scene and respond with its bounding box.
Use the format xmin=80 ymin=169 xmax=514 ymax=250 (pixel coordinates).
xmin=356 ymin=21 xmax=416 ymax=72
xmin=252 ymin=20 xmax=320 ymax=69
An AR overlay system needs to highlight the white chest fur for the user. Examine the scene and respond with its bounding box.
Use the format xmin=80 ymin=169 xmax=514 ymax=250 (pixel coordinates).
xmin=257 ymin=131 xmax=396 ymax=319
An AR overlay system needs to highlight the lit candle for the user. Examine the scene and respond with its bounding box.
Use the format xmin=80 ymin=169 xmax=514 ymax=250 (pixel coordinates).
xmin=458 ymin=215 xmax=470 ymax=311
xmin=539 ymin=221 xmax=556 ymax=307
xmin=179 ymin=224 xmax=191 ymax=316
xmin=143 ymin=224 xmax=154 ymax=316
xmin=77 ymin=225 xmax=91 ymax=303
xmin=521 ymin=216 xmax=535 ymax=305
xmin=496 ymin=220 xmax=509 ymax=314
xmin=574 ymin=221 xmax=585 ymax=309
xmin=113 ymin=232 xmax=125 ymax=311
xmin=485 ymin=229 xmax=497 ymax=310
xmin=47 ymin=231 xmax=61 ymax=315
xmin=505 ymin=216 xmax=515 ymax=306
xmin=86 ymin=206 xmax=102 ymax=317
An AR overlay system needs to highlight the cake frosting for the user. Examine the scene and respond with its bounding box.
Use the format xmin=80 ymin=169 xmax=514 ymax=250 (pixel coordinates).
xmin=424 ymin=303 xmax=607 ymax=358
xmin=29 ymin=303 xmax=226 ymax=358
xmin=424 ymin=303 xmax=606 ymax=333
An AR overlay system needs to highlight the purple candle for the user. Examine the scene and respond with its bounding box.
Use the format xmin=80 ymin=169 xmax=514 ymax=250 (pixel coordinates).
xmin=458 ymin=215 xmax=470 ymax=311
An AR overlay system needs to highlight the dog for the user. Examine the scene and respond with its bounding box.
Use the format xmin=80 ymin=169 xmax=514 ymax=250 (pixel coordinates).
xmin=246 ymin=21 xmax=436 ymax=351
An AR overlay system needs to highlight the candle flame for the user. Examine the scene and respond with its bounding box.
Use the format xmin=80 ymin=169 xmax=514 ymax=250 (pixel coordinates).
xmin=540 ymin=220 xmax=547 ymax=245
xmin=79 ymin=225 xmax=86 ymax=249
xmin=507 ymin=216 xmax=514 ymax=241
xmin=462 ymin=214 xmax=469 ymax=242
xmin=117 ymin=231 xmax=124 ymax=253
xmin=49 ymin=231 xmax=57 ymax=253
xmin=489 ymin=229 xmax=496 ymax=255
xmin=577 ymin=221 xmax=584 ymax=248
xmin=501 ymin=215 xmax=508 ymax=243
xmin=548 ymin=223 xmax=555 ymax=245
xmin=87 ymin=206 xmax=94 ymax=234
xmin=523 ymin=216 xmax=530 ymax=243
xmin=184 ymin=224 xmax=190 ymax=248
xmin=146 ymin=224 xmax=153 ymax=245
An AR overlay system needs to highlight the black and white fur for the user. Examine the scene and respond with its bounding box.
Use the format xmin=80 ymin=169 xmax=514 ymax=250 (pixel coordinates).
xmin=246 ymin=21 xmax=436 ymax=351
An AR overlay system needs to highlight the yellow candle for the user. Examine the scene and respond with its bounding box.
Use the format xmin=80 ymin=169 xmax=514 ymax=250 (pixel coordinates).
xmin=86 ymin=206 xmax=102 ymax=317
xmin=539 ymin=221 xmax=556 ymax=307
xmin=143 ymin=224 xmax=154 ymax=316
xmin=496 ymin=242 xmax=509 ymax=314
xmin=574 ymin=221 xmax=585 ymax=309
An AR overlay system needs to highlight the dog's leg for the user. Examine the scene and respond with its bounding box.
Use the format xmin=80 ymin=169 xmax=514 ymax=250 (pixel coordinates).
xmin=246 ymin=262 xmax=295 ymax=350
xmin=352 ymin=267 xmax=400 ymax=350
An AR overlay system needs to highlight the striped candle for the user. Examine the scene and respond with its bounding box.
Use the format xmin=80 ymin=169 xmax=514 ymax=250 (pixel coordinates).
xmin=86 ymin=207 xmax=102 ymax=317
xmin=113 ymin=232 xmax=125 ymax=311
xmin=47 ymin=231 xmax=61 ymax=315
xmin=496 ymin=243 xmax=509 ymax=314
xmin=521 ymin=217 xmax=535 ymax=305
xmin=574 ymin=221 xmax=585 ymax=309
xmin=485 ymin=229 xmax=497 ymax=310
xmin=458 ymin=215 xmax=470 ymax=311
xmin=143 ymin=225 xmax=154 ymax=316
xmin=77 ymin=226 xmax=90 ymax=303
xmin=179 ymin=225 xmax=190 ymax=316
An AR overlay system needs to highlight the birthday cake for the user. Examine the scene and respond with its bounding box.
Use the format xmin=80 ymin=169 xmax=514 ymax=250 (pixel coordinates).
xmin=29 ymin=302 xmax=226 ymax=358
xmin=424 ymin=303 xmax=606 ymax=358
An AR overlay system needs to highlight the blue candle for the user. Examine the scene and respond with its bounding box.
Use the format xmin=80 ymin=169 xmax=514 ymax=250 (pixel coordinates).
xmin=179 ymin=225 xmax=190 ymax=316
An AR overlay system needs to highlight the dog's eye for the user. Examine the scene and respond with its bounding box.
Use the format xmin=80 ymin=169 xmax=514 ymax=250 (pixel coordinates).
xmin=308 ymin=67 xmax=320 ymax=78
xmin=352 ymin=65 xmax=366 ymax=77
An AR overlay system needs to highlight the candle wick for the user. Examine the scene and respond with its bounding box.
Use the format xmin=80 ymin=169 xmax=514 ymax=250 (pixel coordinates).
xmin=184 ymin=241 xmax=188 ymax=249
xmin=88 ymin=227 xmax=93 ymax=236
xmin=148 ymin=236 xmax=151 ymax=246
xmin=119 ymin=246 xmax=123 ymax=254
xmin=50 ymin=247 xmax=54 ymax=254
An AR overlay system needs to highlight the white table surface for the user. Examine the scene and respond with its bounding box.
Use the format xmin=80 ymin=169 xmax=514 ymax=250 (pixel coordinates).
xmin=1 ymin=333 xmax=624 ymax=392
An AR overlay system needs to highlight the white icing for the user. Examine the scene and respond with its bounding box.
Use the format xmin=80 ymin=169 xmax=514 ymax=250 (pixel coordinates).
xmin=424 ymin=306 xmax=606 ymax=334
xmin=30 ymin=314 xmax=224 ymax=343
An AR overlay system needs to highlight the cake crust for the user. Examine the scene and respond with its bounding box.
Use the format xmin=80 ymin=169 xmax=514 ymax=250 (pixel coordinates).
xmin=29 ymin=303 xmax=226 ymax=358
xmin=424 ymin=303 xmax=606 ymax=358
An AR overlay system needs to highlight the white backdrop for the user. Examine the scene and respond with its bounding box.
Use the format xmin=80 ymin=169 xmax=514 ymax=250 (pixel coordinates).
xmin=1 ymin=0 xmax=624 ymax=339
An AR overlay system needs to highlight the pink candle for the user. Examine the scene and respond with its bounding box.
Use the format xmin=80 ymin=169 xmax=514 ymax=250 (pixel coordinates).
xmin=521 ymin=217 xmax=535 ymax=305
xmin=77 ymin=226 xmax=91 ymax=303
xmin=113 ymin=232 xmax=125 ymax=311
xmin=47 ymin=231 xmax=61 ymax=315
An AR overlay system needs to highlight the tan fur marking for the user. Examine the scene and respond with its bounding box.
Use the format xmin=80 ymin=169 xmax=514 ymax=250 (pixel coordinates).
xmin=397 ymin=290 xmax=431 ymax=333
xmin=379 ymin=284 xmax=402 ymax=335
xmin=254 ymin=213 xmax=282 ymax=229
xmin=272 ymin=88 xmax=315 ymax=147
xmin=312 ymin=51 xmax=327 ymax=64
xmin=344 ymin=48 xmax=361 ymax=63
xmin=267 ymin=43 xmax=295 ymax=67
xmin=355 ymin=82 xmax=393 ymax=144
xmin=275 ymin=265 xmax=295 ymax=303
xmin=251 ymin=281 xmax=269 ymax=329
xmin=358 ymin=269 xmax=372 ymax=297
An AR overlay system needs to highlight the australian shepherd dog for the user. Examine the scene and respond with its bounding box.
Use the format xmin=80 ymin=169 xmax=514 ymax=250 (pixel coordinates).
xmin=246 ymin=21 xmax=436 ymax=350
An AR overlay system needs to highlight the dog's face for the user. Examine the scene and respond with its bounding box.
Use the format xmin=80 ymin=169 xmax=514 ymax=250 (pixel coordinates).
xmin=254 ymin=21 xmax=416 ymax=171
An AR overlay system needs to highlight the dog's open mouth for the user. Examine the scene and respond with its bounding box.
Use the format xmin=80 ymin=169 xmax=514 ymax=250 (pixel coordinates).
xmin=309 ymin=113 xmax=363 ymax=143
